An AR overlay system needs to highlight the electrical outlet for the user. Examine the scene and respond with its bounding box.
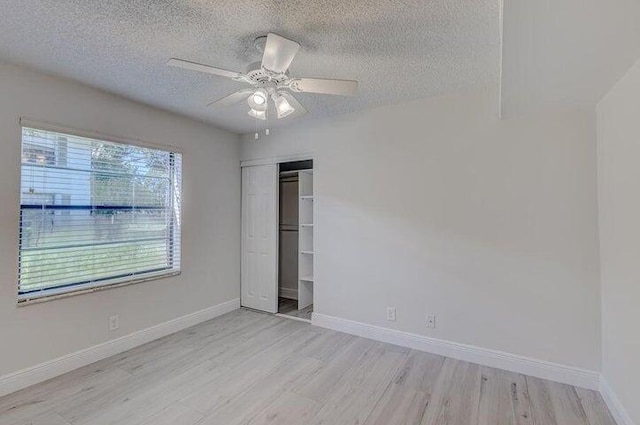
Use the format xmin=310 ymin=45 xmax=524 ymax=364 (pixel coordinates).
xmin=109 ymin=314 xmax=119 ymax=331
xmin=426 ymin=315 xmax=436 ymax=329
xmin=386 ymin=307 xmax=396 ymax=321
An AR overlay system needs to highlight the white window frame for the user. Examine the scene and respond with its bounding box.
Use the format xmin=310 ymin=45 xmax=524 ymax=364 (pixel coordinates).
xmin=17 ymin=118 xmax=183 ymax=305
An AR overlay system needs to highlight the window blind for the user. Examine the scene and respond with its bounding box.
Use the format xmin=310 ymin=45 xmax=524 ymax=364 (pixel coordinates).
xmin=19 ymin=127 xmax=182 ymax=301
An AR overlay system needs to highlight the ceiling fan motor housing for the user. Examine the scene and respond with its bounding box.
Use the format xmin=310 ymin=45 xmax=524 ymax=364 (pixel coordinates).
xmin=244 ymin=61 xmax=288 ymax=85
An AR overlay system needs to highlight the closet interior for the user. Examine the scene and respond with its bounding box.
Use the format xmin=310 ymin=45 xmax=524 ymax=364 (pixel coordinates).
xmin=278 ymin=160 xmax=313 ymax=321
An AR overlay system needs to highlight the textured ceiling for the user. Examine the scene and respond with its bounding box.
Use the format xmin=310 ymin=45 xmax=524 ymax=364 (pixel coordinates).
xmin=0 ymin=0 xmax=500 ymax=133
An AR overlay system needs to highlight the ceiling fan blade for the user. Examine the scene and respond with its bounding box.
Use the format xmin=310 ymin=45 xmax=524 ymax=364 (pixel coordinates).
xmin=290 ymin=78 xmax=358 ymax=96
xmin=207 ymin=89 xmax=255 ymax=107
xmin=261 ymin=33 xmax=300 ymax=74
xmin=168 ymin=58 xmax=241 ymax=79
xmin=279 ymin=92 xmax=308 ymax=118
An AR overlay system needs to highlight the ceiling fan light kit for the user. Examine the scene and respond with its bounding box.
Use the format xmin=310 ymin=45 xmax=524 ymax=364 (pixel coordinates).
xmin=248 ymin=87 xmax=268 ymax=111
xmin=248 ymin=108 xmax=266 ymax=120
xmin=273 ymin=94 xmax=295 ymax=119
xmin=168 ymin=32 xmax=359 ymax=129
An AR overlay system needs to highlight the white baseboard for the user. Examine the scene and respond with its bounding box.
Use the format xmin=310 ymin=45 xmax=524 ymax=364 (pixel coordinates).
xmin=601 ymin=378 xmax=636 ymax=425
xmin=279 ymin=287 xmax=298 ymax=300
xmin=312 ymin=313 xmax=600 ymax=390
xmin=0 ymin=298 xmax=240 ymax=398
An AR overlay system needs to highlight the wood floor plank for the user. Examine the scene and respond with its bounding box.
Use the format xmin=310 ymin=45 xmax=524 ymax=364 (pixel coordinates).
xmin=247 ymin=391 xmax=323 ymax=425
xmin=527 ymin=376 xmax=558 ymax=425
xmin=477 ymin=367 xmax=534 ymax=425
xmin=47 ymin=368 xmax=138 ymax=421
xmin=180 ymin=326 xmax=321 ymax=414
xmin=0 ymin=399 xmax=51 ymax=425
xmin=420 ymin=358 xmax=483 ymax=425
xmin=307 ymin=343 xmax=409 ymax=425
xmin=297 ymin=328 xmax=357 ymax=363
xmin=138 ymin=403 xmax=203 ymax=425
xmin=0 ymin=309 xmax=616 ymax=425
xmin=546 ymin=382 xmax=591 ymax=425
xmin=9 ymin=411 xmax=71 ymax=425
xmin=197 ymin=357 xmax=324 ymax=425
xmin=209 ymin=319 xmax=305 ymax=369
xmin=363 ymin=383 xmax=429 ymax=425
xmin=292 ymin=336 xmax=379 ymax=402
xmin=575 ymin=388 xmax=617 ymax=425
xmin=478 ymin=367 xmax=515 ymax=425
xmin=100 ymin=309 xmax=259 ymax=372
xmin=115 ymin=311 xmax=280 ymax=376
xmin=0 ymin=366 xmax=132 ymax=424
xmin=509 ymin=371 xmax=534 ymax=425
xmin=393 ymin=350 xmax=446 ymax=393
xmin=60 ymin=361 xmax=222 ymax=425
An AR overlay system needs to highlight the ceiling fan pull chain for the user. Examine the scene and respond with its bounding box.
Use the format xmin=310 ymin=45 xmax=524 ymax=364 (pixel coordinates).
xmin=265 ymin=108 xmax=270 ymax=136
xmin=254 ymin=110 xmax=259 ymax=140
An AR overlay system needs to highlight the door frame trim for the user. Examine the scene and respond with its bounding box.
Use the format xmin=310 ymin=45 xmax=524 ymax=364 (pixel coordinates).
xmin=240 ymin=153 xmax=314 ymax=168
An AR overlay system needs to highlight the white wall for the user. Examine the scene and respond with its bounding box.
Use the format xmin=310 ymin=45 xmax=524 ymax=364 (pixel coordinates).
xmin=500 ymin=0 xmax=640 ymax=117
xmin=0 ymin=62 xmax=241 ymax=376
xmin=242 ymin=87 xmax=601 ymax=371
xmin=598 ymin=58 xmax=640 ymax=424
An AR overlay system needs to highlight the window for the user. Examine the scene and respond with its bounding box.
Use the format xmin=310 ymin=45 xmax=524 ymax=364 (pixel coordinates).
xmin=22 ymin=142 xmax=56 ymax=166
xmin=18 ymin=126 xmax=182 ymax=302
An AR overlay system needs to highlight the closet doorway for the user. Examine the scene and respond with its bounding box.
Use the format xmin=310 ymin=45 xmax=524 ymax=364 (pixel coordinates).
xmin=277 ymin=160 xmax=314 ymax=321
xmin=240 ymin=157 xmax=313 ymax=321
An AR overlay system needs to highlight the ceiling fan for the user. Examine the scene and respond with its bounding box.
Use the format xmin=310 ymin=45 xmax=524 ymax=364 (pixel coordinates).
xmin=168 ymin=33 xmax=358 ymax=122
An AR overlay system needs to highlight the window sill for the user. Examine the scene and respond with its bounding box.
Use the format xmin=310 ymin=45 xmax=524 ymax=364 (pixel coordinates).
xmin=17 ymin=270 xmax=181 ymax=307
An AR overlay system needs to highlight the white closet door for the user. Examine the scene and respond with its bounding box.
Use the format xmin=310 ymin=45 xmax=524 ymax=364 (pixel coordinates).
xmin=241 ymin=164 xmax=278 ymax=313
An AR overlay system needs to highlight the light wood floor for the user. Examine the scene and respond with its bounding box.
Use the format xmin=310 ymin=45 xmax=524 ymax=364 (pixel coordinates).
xmin=278 ymin=297 xmax=313 ymax=321
xmin=0 ymin=309 xmax=616 ymax=425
